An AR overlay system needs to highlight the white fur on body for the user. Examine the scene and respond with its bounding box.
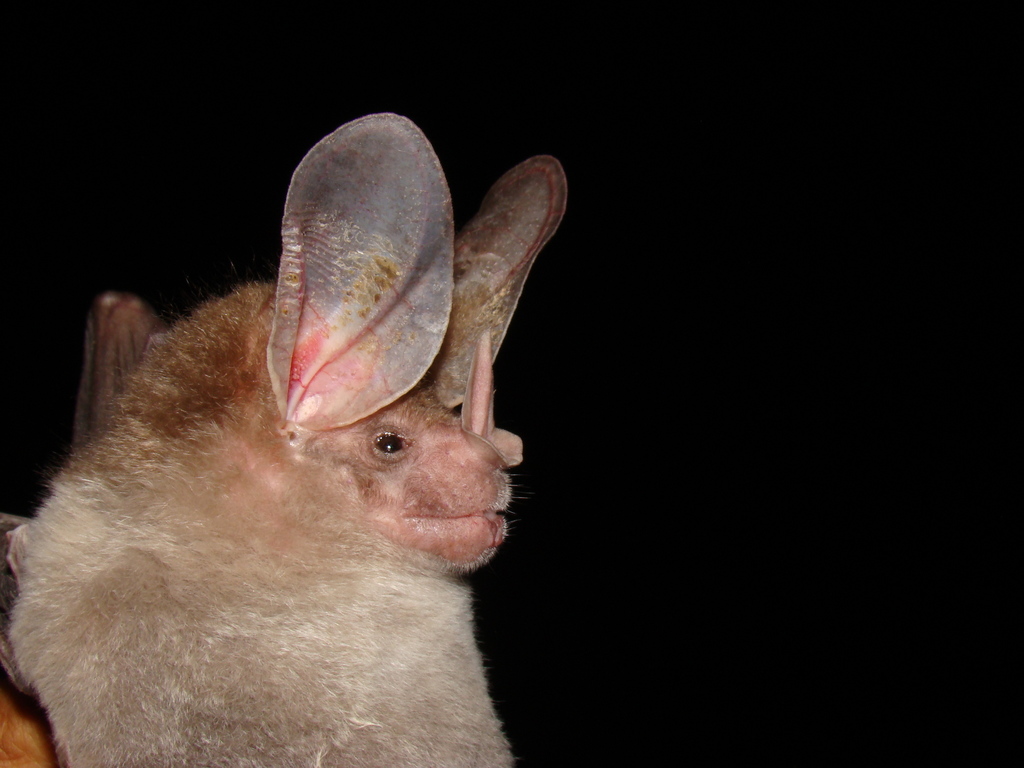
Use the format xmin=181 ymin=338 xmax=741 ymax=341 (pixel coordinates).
xmin=9 ymin=287 xmax=513 ymax=767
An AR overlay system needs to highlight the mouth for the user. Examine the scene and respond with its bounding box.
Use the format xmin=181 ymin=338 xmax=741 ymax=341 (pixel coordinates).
xmin=410 ymin=509 xmax=505 ymax=543
xmin=400 ymin=509 xmax=506 ymax=565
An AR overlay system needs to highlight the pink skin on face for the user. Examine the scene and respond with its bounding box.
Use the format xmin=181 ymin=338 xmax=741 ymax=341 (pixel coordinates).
xmin=365 ymin=412 xmax=515 ymax=568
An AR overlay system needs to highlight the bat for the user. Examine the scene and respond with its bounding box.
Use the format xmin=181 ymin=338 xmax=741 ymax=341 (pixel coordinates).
xmin=0 ymin=113 xmax=566 ymax=767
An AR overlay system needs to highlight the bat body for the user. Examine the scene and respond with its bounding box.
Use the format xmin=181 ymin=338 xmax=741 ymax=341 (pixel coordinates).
xmin=1 ymin=115 xmax=565 ymax=767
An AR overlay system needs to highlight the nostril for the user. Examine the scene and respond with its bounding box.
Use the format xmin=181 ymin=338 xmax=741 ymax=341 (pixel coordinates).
xmin=490 ymin=429 xmax=523 ymax=468
xmin=462 ymin=428 xmax=520 ymax=468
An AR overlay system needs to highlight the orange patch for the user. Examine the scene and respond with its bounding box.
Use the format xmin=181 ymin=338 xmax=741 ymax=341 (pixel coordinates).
xmin=0 ymin=677 xmax=56 ymax=768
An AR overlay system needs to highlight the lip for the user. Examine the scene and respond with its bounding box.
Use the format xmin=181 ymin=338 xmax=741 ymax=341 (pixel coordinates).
xmin=406 ymin=507 xmax=502 ymax=523
xmin=406 ymin=510 xmax=505 ymax=547
xmin=486 ymin=514 xmax=506 ymax=548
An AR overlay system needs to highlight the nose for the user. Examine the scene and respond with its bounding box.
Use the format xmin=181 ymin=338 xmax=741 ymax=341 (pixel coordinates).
xmin=463 ymin=426 xmax=523 ymax=469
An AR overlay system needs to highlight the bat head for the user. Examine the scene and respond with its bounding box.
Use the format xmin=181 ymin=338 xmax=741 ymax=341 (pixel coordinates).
xmin=72 ymin=114 xmax=565 ymax=573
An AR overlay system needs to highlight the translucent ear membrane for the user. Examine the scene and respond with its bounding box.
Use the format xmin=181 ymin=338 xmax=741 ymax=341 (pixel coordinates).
xmin=268 ymin=114 xmax=454 ymax=430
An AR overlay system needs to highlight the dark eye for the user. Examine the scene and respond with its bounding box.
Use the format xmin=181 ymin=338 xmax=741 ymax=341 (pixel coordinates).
xmin=374 ymin=432 xmax=406 ymax=454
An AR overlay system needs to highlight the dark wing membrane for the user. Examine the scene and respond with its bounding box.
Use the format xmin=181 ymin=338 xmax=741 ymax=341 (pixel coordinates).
xmin=74 ymin=292 xmax=167 ymax=448
xmin=0 ymin=512 xmax=30 ymax=691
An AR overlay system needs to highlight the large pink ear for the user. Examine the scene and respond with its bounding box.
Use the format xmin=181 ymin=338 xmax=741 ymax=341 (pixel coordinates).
xmin=431 ymin=155 xmax=567 ymax=409
xmin=268 ymin=114 xmax=454 ymax=430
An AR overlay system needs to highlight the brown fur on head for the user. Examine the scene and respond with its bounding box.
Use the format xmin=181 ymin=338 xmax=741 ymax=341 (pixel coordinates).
xmin=68 ymin=284 xmax=278 ymax=483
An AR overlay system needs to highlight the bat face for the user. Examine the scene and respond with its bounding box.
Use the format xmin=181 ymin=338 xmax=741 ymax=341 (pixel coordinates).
xmin=304 ymin=394 xmax=513 ymax=569
xmin=2 ymin=113 xmax=566 ymax=767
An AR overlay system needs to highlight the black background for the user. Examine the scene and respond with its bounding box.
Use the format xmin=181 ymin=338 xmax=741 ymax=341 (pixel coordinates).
xmin=3 ymin=18 xmax=1005 ymax=765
